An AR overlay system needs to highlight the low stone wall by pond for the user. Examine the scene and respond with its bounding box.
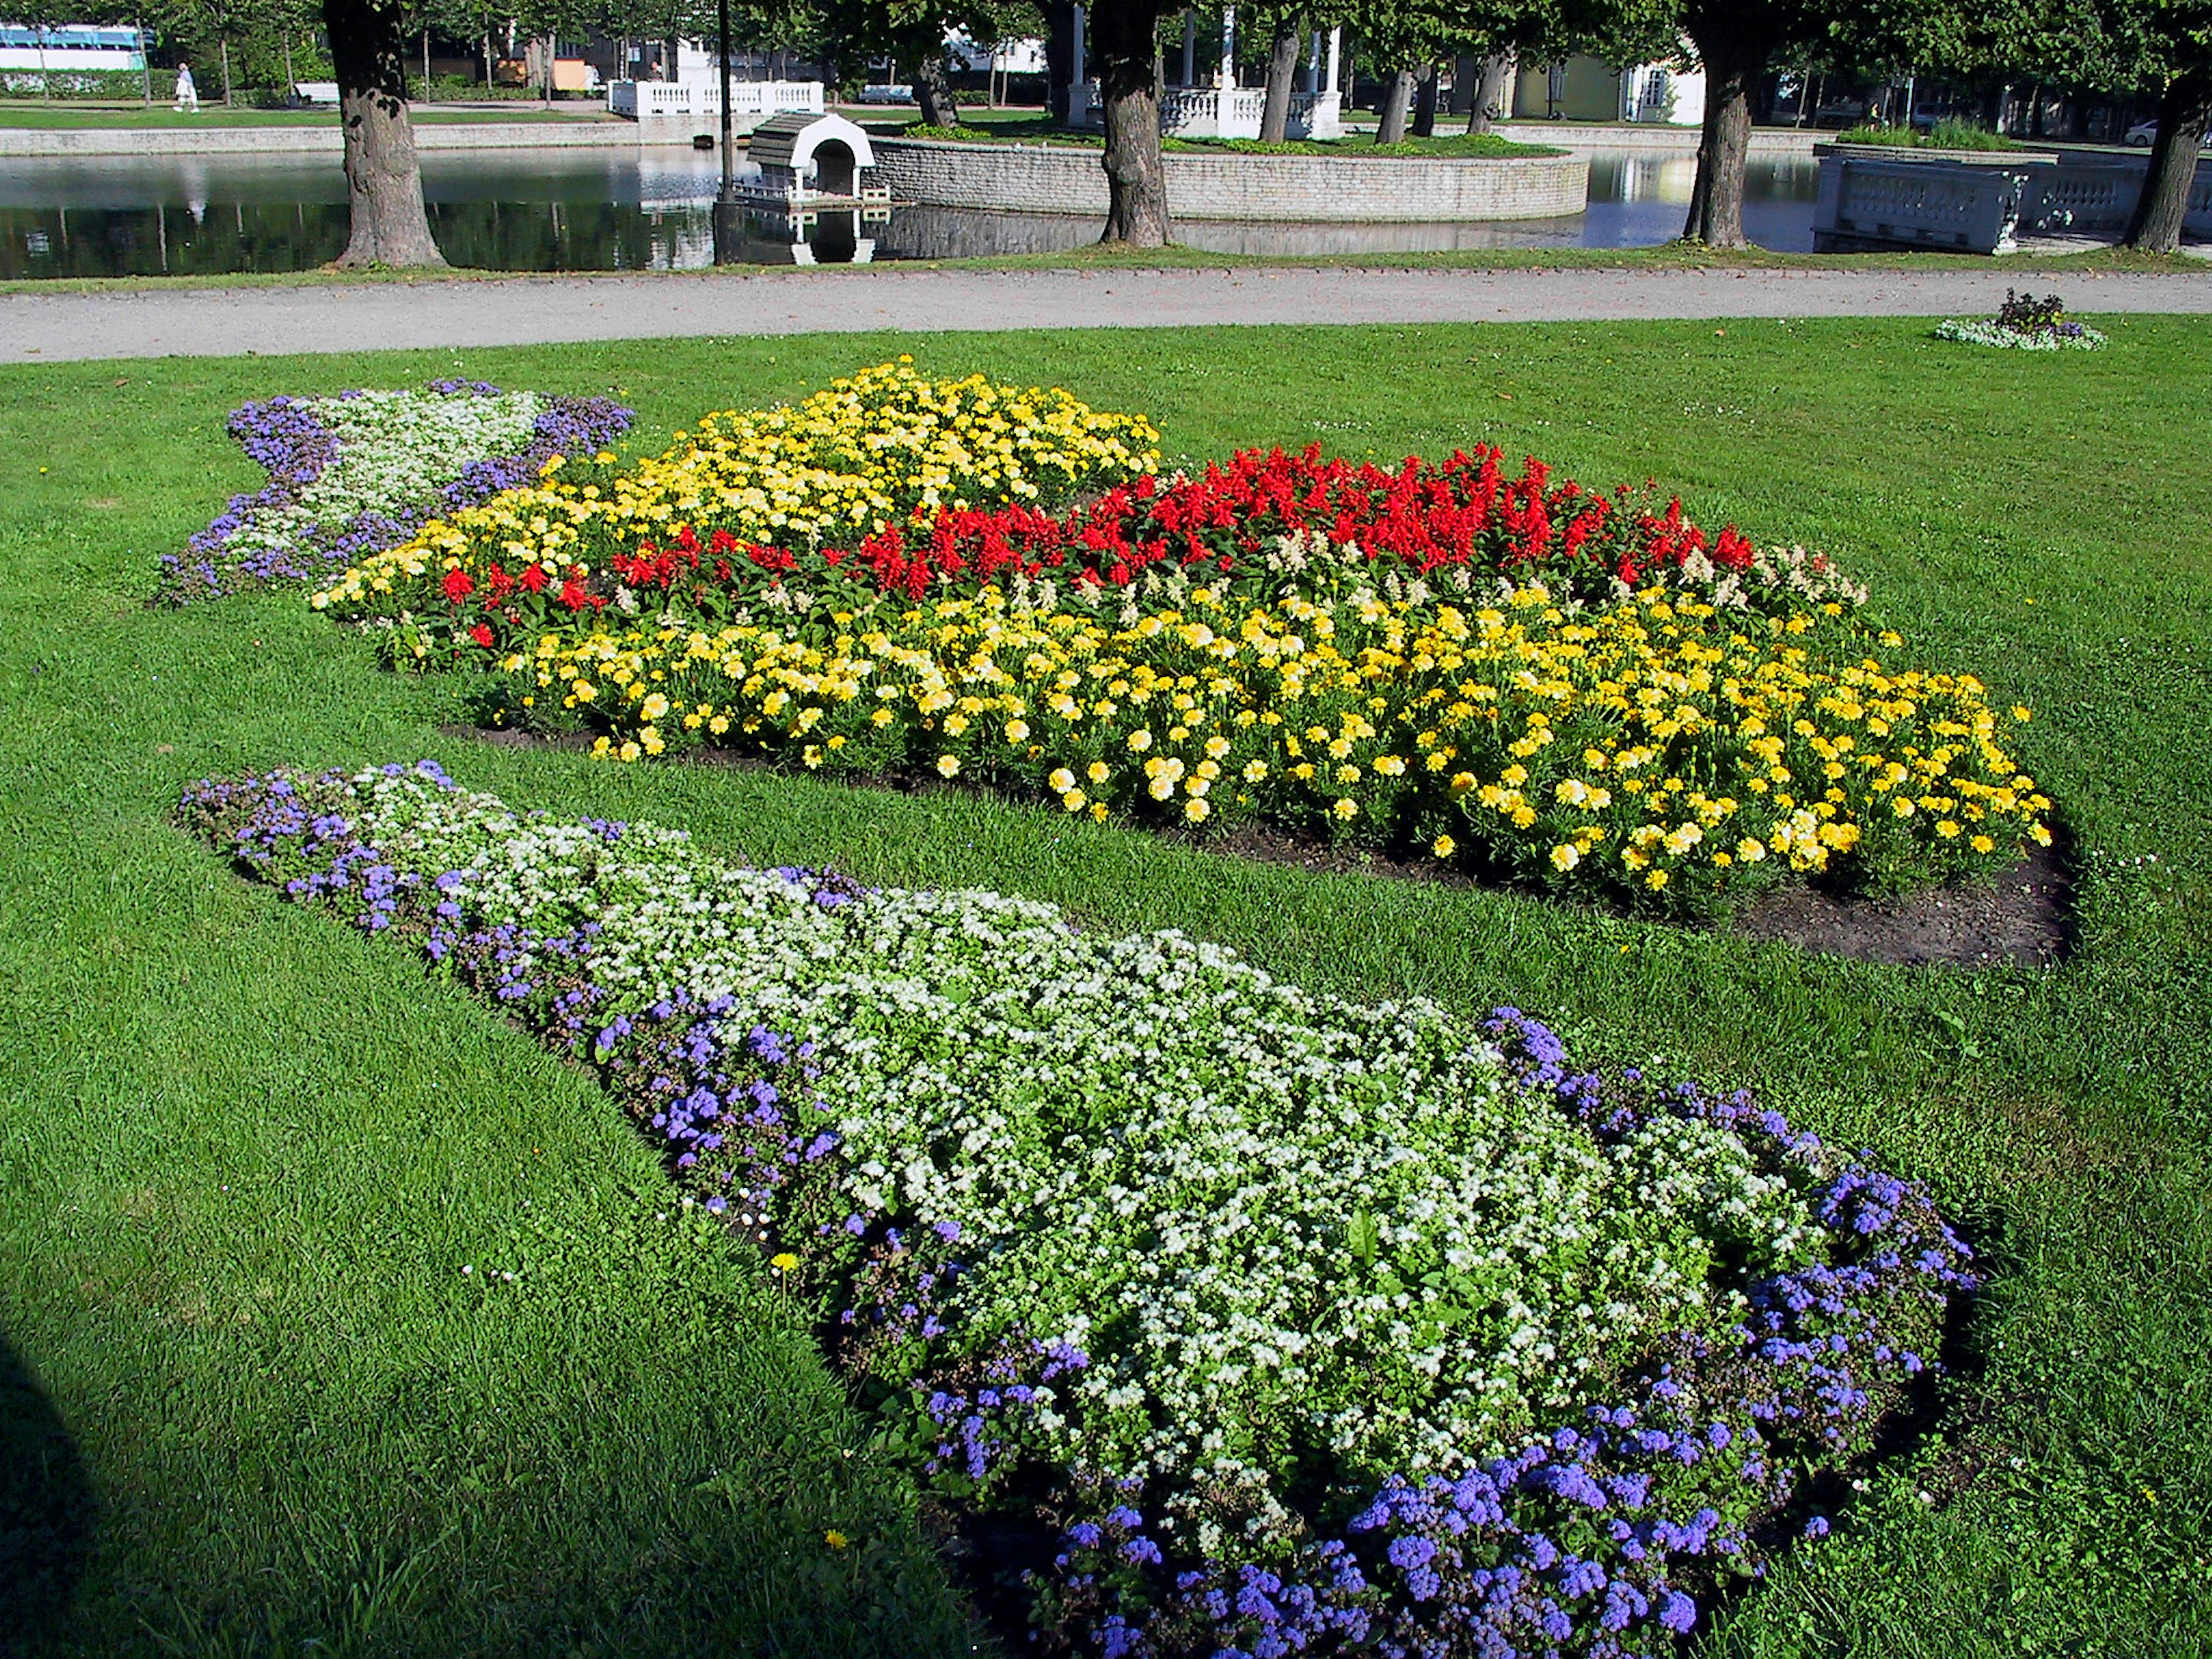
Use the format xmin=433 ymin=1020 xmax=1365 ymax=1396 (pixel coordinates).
xmin=871 ymin=136 xmax=1589 ymax=222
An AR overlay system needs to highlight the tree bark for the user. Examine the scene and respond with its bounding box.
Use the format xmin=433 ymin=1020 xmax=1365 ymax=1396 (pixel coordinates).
xmin=1374 ymin=65 xmax=1415 ymax=143
xmin=1465 ymin=52 xmax=1510 ymax=134
xmin=1259 ymin=18 xmax=1301 ymax=143
xmin=1412 ymin=59 xmax=1438 ymax=137
xmin=2127 ymin=69 xmax=2212 ymax=252
xmin=1094 ymin=0 xmax=1169 ymax=244
xmin=1681 ymin=18 xmax=1772 ymax=247
xmin=327 ymin=0 xmax=447 ymax=266
xmin=219 ymin=35 xmax=233 ymax=104
xmin=912 ymin=55 xmax=959 ymax=126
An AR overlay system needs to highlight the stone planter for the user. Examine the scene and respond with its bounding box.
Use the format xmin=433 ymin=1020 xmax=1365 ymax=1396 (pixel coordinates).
xmin=870 ymin=136 xmax=1588 ymax=224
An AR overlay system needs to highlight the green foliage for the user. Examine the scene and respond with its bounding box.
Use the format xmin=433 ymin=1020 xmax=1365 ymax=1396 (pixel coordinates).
xmin=1836 ymin=119 xmax=2020 ymax=147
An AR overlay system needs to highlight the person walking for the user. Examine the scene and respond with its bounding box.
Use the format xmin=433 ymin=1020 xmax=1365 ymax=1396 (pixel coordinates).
xmin=173 ymin=60 xmax=199 ymax=112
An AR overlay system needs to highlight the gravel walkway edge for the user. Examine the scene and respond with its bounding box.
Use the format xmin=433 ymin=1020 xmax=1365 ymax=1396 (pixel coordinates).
xmin=5 ymin=263 xmax=2209 ymax=363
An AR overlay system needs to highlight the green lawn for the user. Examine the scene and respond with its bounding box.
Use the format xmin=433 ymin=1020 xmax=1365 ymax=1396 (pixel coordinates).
xmin=2 ymin=319 xmax=2210 ymax=1657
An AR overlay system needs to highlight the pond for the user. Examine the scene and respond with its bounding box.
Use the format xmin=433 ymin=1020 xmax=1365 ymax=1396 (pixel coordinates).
xmin=0 ymin=146 xmax=1819 ymax=278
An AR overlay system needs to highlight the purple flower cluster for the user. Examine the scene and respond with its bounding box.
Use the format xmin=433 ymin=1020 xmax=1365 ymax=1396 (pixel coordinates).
xmin=158 ymin=383 xmax=632 ymax=603
xmin=175 ymin=768 xmax=1978 ymax=1659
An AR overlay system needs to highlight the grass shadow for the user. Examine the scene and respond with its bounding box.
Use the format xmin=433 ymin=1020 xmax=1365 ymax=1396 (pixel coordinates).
xmin=0 ymin=1333 xmax=93 ymax=1654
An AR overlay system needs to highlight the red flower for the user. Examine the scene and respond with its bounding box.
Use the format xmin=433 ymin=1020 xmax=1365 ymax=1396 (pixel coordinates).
xmin=519 ymin=563 xmax=548 ymax=593
xmin=469 ymin=622 xmax=496 ymax=648
xmin=442 ymin=567 xmax=475 ymax=602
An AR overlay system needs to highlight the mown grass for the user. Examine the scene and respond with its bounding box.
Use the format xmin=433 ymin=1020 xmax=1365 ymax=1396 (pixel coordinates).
xmin=1 ymin=319 xmax=2209 ymax=1657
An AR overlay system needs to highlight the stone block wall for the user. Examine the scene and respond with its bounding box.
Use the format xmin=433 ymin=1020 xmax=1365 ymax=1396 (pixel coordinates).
xmin=870 ymin=138 xmax=1589 ymax=222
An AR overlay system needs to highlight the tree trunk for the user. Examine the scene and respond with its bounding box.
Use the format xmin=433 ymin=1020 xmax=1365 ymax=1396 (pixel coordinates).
xmin=1259 ymin=18 xmax=1301 ymax=143
xmin=1094 ymin=0 xmax=1168 ymax=245
xmin=2127 ymin=70 xmax=2212 ymax=252
xmin=219 ymin=35 xmax=233 ymax=104
xmin=326 ymin=0 xmax=447 ymax=266
xmin=1412 ymin=60 xmax=1438 ymax=137
xmin=1466 ymin=52 xmax=1510 ymax=134
xmin=912 ymin=55 xmax=959 ymax=126
xmin=1374 ymin=66 xmax=1414 ymax=143
xmin=421 ymin=28 xmax=430 ymax=93
xmin=1681 ymin=21 xmax=1771 ymax=247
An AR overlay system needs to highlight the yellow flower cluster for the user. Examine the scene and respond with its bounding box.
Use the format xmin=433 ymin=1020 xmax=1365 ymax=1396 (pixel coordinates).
xmin=309 ymin=359 xmax=1158 ymax=617
xmin=489 ymin=582 xmax=2049 ymax=908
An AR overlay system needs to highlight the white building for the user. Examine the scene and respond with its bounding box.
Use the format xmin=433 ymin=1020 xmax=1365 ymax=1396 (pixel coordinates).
xmin=0 ymin=21 xmax=147 ymax=75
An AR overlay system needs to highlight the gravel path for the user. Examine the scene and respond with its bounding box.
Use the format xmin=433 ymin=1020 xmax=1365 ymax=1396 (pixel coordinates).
xmin=5 ymin=263 xmax=2209 ymax=362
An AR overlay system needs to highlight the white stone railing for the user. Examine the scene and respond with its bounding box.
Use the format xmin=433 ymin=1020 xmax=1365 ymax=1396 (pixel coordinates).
xmin=1812 ymin=147 xmax=2053 ymax=253
xmin=1815 ymin=144 xmax=2212 ymax=251
xmin=1076 ymin=83 xmax=1342 ymax=141
xmin=607 ymin=78 xmax=824 ymax=127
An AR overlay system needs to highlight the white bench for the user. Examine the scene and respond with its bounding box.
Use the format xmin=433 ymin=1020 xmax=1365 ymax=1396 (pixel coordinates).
xmin=293 ymin=81 xmax=339 ymax=106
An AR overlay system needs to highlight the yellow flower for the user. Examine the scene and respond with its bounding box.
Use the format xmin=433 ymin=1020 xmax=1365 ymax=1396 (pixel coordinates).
xmin=936 ymin=754 xmax=961 ymax=778
xmin=1005 ymin=719 xmax=1031 ymax=743
xmin=1243 ymin=760 xmax=1268 ymax=783
xmin=1062 ymin=788 xmax=1087 ymax=812
xmin=1332 ymin=797 xmax=1359 ymax=821
xmin=770 ymin=1252 xmax=799 ymax=1271
xmin=1048 ymin=768 xmax=1077 ymax=793
xmin=824 ymin=1529 xmax=850 ymax=1550
xmin=1549 ymin=843 xmax=1581 ymax=873
xmin=1431 ymin=834 xmax=1456 ymax=858
xmin=1087 ymin=760 xmax=1111 ymax=784
xmin=1646 ymin=869 xmax=1669 ymax=890
xmin=1970 ymin=834 xmax=1995 ymax=854
xmin=1127 ymin=729 xmax=1153 ymax=752
xmin=1185 ymin=797 xmax=1211 ymax=823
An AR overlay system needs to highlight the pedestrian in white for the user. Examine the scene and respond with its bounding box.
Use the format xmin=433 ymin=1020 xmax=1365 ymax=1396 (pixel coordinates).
xmin=173 ymin=60 xmax=199 ymax=112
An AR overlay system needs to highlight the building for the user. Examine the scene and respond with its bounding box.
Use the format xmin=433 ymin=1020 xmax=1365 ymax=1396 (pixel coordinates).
xmin=1503 ymin=55 xmax=1705 ymax=127
xmin=0 ymin=21 xmax=147 ymax=78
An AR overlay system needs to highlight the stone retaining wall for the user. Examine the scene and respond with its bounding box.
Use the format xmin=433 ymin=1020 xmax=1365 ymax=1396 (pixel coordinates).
xmin=1491 ymin=122 xmax=1820 ymax=153
xmin=0 ymin=121 xmax=637 ymax=157
xmin=872 ymin=137 xmax=1588 ymax=222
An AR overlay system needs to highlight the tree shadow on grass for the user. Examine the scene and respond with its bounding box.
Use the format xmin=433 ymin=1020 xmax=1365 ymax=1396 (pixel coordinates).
xmin=0 ymin=1332 xmax=92 ymax=1657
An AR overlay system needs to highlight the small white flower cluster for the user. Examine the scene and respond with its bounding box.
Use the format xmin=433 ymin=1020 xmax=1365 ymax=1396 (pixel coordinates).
xmin=347 ymin=766 xmax=1826 ymax=1539
xmin=215 ymin=390 xmax=545 ymax=578
xmin=1933 ymin=317 xmax=2108 ymax=351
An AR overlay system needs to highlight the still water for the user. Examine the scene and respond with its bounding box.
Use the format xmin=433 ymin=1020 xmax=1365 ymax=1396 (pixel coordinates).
xmin=0 ymin=147 xmax=1818 ymax=279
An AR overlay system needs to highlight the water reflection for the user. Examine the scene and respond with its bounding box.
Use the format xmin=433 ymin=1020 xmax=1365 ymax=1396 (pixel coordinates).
xmin=0 ymin=146 xmax=1819 ymax=278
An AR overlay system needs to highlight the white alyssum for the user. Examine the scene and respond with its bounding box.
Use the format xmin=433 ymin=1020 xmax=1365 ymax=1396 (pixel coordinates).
xmin=346 ymin=767 xmax=1825 ymax=1536
xmin=216 ymin=391 xmax=545 ymax=574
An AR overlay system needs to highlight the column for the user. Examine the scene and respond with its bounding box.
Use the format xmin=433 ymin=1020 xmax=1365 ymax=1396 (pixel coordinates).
xmin=1181 ymin=12 xmax=1196 ymax=86
xmin=1324 ymin=26 xmax=1340 ymax=97
xmin=1305 ymin=31 xmax=1320 ymax=96
xmin=1071 ymin=3 xmax=1085 ymax=88
xmin=1219 ymin=4 xmax=1234 ymax=88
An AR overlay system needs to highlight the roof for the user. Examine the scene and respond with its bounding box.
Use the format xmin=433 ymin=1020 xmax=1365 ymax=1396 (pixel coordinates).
xmin=748 ymin=110 xmax=874 ymax=175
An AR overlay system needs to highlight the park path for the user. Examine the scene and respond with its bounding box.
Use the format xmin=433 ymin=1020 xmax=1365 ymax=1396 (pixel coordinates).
xmin=4 ymin=263 xmax=2209 ymax=362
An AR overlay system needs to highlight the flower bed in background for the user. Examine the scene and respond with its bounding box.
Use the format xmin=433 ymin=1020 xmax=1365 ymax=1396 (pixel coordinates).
xmin=179 ymin=761 xmax=1976 ymax=1659
xmin=285 ymin=365 xmax=2050 ymax=917
xmin=310 ymin=358 xmax=1160 ymax=632
xmin=1934 ymin=290 xmax=2107 ymax=353
xmin=316 ymin=435 xmax=1861 ymax=660
xmin=162 ymin=380 xmax=632 ymax=603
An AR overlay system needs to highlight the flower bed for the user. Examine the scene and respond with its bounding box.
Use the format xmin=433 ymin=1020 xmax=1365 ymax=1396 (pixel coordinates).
xmin=1934 ymin=291 xmax=2107 ymax=353
xmin=315 ymin=430 xmax=1861 ymax=660
xmin=290 ymin=366 xmax=2049 ymax=916
xmin=179 ymin=761 xmax=1975 ymax=1658
xmin=490 ymin=581 xmax=2048 ymax=911
xmin=162 ymin=380 xmax=633 ymax=603
xmin=311 ymin=358 xmax=1160 ymax=632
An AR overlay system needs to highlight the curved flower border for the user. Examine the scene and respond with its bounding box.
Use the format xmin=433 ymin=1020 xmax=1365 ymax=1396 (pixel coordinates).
xmin=162 ymin=380 xmax=634 ymax=603
xmin=176 ymin=762 xmax=1976 ymax=1658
